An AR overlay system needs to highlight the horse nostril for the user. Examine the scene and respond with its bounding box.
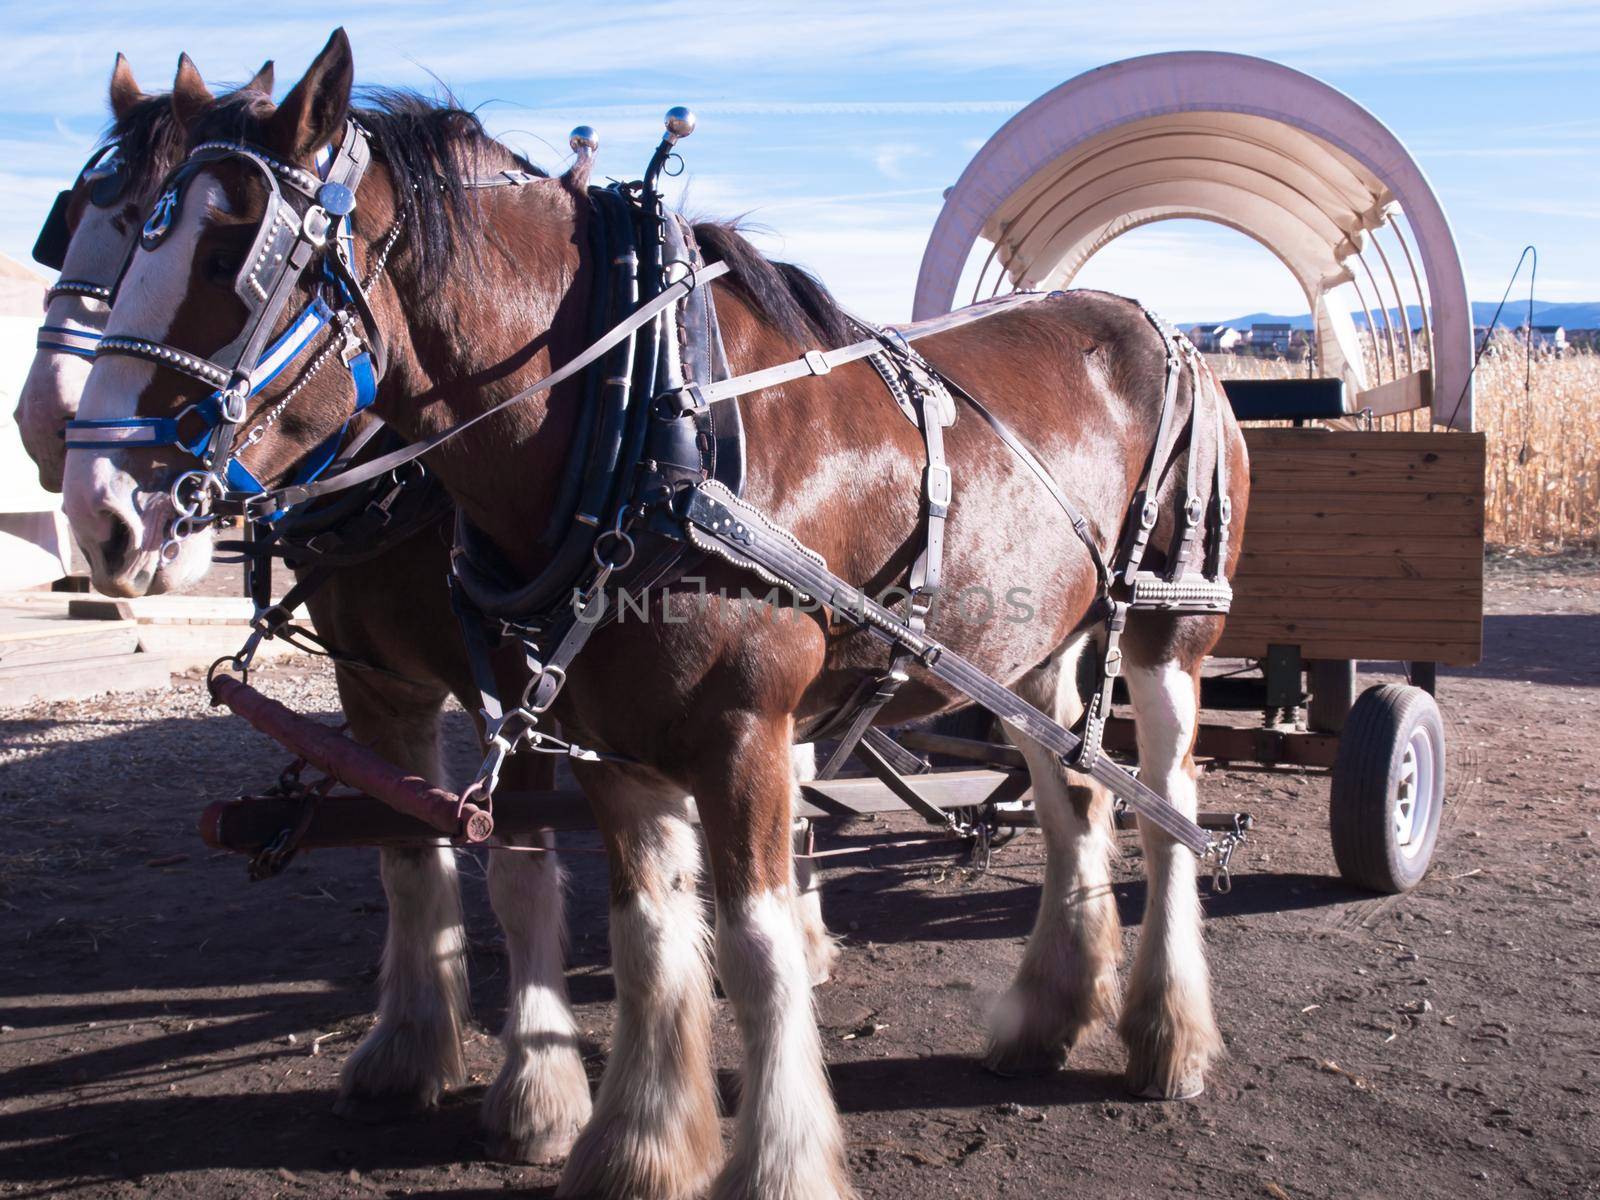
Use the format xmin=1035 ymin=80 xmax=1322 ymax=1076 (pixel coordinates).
xmin=101 ymin=510 xmax=135 ymax=572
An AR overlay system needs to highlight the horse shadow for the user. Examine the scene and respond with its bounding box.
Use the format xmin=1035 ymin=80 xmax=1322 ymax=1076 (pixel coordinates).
xmin=812 ymin=822 xmax=1370 ymax=947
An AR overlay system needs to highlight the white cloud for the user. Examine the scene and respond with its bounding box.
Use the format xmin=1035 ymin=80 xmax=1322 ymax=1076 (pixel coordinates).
xmin=5 ymin=2 xmax=1600 ymax=118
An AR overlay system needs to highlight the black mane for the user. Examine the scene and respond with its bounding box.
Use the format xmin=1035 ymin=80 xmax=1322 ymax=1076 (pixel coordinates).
xmin=185 ymin=87 xmax=539 ymax=290
xmin=151 ymin=85 xmax=846 ymax=341
xmin=693 ymin=222 xmax=852 ymax=348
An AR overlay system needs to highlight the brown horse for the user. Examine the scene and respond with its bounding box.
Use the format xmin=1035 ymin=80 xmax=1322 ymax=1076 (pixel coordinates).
xmin=63 ymin=30 xmax=1250 ymax=1200
xmin=17 ymin=55 xmax=599 ymax=1162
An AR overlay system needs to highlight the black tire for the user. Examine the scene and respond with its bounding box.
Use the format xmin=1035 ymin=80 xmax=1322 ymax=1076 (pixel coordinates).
xmin=1329 ymin=683 xmax=1446 ymax=893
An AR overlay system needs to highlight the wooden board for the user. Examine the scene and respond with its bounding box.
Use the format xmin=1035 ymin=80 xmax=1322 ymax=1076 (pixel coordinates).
xmin=1213 ymin=429 xmax=1484 ymax=666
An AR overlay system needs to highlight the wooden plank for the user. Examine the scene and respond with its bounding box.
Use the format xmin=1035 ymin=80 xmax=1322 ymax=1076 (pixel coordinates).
xmin=1214 ymin=632 xmax=1480 ymax=666
xmin=1222 ymin=613 xmax=1480 ymax=637
xmin=1352 ymin=369 xmax=1431 ymax=419
xmin=1227 ymin=597 xmax=1483 ymax=623
xmin=1229 ymin=576 xmax=1482 ymax=602
xmin=1235 ymin=553 xmax=1483 ymax=581
xmin=1236 ymin=532 xmax=1482 ymax=559
xmin=0 ymin=651 xmax=172 ymax=705
xmin=1215 ymin=618 xmax=1480 ymax=664
xmin=0 ymin=614 xmax=139 ymax=642
xmin=1241 ymin=510 xmax=1483 ymax=537
xmin=1250 ymin=474 xmax=1480 ymax=496
xmin=0 ymin=627 xmax=142 ymax=668
xmin=1242 ymin=429 xmax=1487 ymax=455
xmin=1245 ymin=491 xmax=1481 ymax=517
xmin=1245 ymin=456 xmax=1483 ymax=496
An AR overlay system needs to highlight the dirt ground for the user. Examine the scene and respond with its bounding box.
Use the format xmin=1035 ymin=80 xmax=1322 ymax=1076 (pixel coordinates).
xmin=1 ymin=556 xmax=1597 ymax=1199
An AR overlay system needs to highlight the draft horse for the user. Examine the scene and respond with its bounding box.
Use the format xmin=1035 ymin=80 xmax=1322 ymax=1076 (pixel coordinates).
xmin=19 ymin=54 xmax=604 ymax=1160
xmin=63 ymin=30 xmax=1250 ymax=1200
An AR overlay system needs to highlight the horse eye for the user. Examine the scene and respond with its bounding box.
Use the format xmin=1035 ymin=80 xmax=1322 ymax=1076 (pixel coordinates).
xmin=204 ymin=250 xmax=242 ymax=285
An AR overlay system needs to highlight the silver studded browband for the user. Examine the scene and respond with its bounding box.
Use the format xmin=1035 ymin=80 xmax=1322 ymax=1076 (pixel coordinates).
xmin=46 ymin=279 xmax=114 ymax=305
xmin=95 ymin=336 xmax=232 ymax=390
xmin=188 ymin=141 xmax=322 ymax=197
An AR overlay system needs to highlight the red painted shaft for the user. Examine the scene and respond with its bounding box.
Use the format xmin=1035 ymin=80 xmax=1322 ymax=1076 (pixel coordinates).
xmin=209 ymin=675 xmax=493 ymax=842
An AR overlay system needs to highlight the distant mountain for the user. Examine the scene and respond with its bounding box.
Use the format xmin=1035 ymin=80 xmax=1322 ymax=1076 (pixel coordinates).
xmin=1193 ymin=301 xmax=1600 ymax=332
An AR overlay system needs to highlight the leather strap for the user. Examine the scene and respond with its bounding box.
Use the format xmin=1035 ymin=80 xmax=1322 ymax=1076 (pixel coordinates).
xmin=678 ymin=290 xmax=1049 ymax=411
xmin=254 ymin=259 xmax=730 ymax=514
xmin=680 ymin=482 xmax=1214 ymax=856
xmin=817 ymin=334 xmax=951 ymax=779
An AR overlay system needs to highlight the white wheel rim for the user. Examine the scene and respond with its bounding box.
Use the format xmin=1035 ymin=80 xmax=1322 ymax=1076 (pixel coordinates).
xmin=1393 ymin=725 xmax=1437 ymax=859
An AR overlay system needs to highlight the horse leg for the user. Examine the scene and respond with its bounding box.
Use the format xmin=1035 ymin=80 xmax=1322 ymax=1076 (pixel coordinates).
xmin=333 ymin=670 xmax=468 ymax=1119
xmin=1119 ymin=649 xmax=1222 ymax=1099
xmin=482 ymin=756 xmax=592 ymax=1163
xmin=698 ymin=715 xmax=852 ymax=1200
xmin=788 ymin=742 xmax=837 ymax=986
xmin=987 ymin=638 xmax=1122 ymax=1075
xmin=557 ymin=776 xmax=722 ymax=1200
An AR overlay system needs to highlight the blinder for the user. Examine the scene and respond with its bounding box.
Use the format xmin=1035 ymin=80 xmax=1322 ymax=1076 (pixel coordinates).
xmin=32 ymin=143 xmax=129 ymax=274
xmin=32 ymin=191 xmax=72 ymax=272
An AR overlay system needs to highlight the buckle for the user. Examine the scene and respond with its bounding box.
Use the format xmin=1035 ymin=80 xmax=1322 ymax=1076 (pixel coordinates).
xmin=301 ymin=205 xmax=331 ymax=247
xmin=925 ymin=464 xmax=952 ymax=509
xmin=803 ymin=349 xmax=831 ymax=376
xmin=218 ymin=385 xmax=248 ymax=424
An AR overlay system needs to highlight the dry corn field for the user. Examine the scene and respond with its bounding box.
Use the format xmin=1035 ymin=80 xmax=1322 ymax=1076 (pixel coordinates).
xmin=1206 ymin=346 xmax=1600 ymax=551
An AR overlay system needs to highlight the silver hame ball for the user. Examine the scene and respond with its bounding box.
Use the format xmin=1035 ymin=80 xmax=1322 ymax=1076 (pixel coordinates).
xmin=664 ymin=106 xmax=697 ymax=138
xmin=569 ymin=125 xmax=599 ymax=153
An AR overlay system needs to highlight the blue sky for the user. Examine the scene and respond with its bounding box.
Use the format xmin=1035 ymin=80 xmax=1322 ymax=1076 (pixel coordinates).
xmin=1 ymin=1 xmax=1595 ymax=322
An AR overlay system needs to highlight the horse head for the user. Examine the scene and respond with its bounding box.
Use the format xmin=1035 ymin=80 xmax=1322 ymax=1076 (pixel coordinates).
xmin=62 ymin=28 xmax=574 ymax=596
xmin=17 ymin=53 xmax=271 ymax=493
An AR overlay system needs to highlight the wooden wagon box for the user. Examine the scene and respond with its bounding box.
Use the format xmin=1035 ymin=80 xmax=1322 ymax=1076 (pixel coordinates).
xmin=1212 ymin=428 xmax=1486 ymax=668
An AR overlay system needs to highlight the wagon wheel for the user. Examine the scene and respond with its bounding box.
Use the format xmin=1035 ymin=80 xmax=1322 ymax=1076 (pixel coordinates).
xmin=1328 ymin=683 xmax=1446 ymax=894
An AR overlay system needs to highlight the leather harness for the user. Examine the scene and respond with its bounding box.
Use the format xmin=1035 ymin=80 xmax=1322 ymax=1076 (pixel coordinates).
xmin=60 ymin=116 xmax=1241 ymax=872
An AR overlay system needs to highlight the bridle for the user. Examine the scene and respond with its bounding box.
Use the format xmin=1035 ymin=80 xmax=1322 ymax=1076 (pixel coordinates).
xmin=63 ymin=119 xmax=394 ymax=560
xmin=33 ymin=143 xmax=136 ymax=361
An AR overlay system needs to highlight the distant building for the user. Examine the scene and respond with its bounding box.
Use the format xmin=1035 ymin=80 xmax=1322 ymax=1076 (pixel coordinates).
xmin=1188 ymin=324 xmax=1241 ymax=352
xmin=1518 ymin=324 xmax=1567 ymax=353
xmin=1249 ymin=323 xmax=1293 ymax=353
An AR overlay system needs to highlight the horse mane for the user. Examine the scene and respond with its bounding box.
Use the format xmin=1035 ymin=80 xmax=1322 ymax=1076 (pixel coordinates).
xmin=171 ymin=85 xmax=840 ymax=340
xmin=692 ymin=222 xmax=852 ymax=348
xmin=185 ymin=86 xmax=540 ymax=290
xmin=101 ymin=92 xmax=189 ymax=196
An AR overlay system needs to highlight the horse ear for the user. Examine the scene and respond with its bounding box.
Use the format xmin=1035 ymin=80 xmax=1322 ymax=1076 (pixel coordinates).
xmin=244 ymin=59 xmax=275 ymax=97
xmin=109 ymin=53 xmax=143 ymax=121
xmin=171 ymin=53 xmax=214 ymax=131
xmin=265 ymin=28 xmax=353 ymax=161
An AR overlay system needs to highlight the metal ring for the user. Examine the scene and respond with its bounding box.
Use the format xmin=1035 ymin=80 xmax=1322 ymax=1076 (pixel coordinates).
xmin=171 ymin=469 xmax=220 ymax=517
xmin=592 ymin=527 xmax=636 ymax=571
xmin=523 ymin=665 xmax=567 ymax=714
